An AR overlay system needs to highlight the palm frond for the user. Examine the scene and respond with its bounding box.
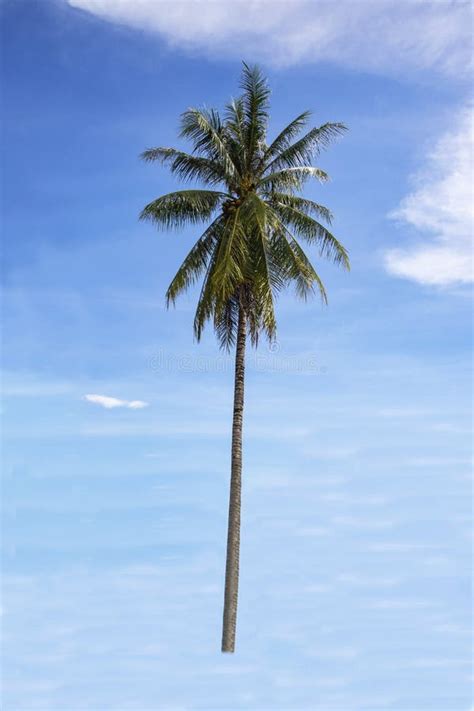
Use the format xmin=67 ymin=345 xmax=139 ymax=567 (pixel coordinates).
xmin=211 ymin=206 xmax=248 ymax=301
xmin=272 ymin=201 xmax=350 ymax=269
xmin=268 ymin=210 xmax=328 ymax=303
xmin=193 ymin=248 xmax=220 ymax=343
xmin=261 ymin=111 xmax=311 ymax=166
xmin=288 ymin=235 xmax=328 ymax=303
xmin=224 ymin=97 xmax=248 ymax=176
xmin=251 ymin=273 xmax=277 ymax=343
xmin=180 ymin=108 xmax=239 ymax=183
xmin=266 ymin=192 xmax=333 ymax=224
xmin=214 ymin=294 xmax=240 ymax=351
xmin=140 ymin=147 xmax=230 ymax=186
xmin=166 ymin=216 xmax=224 ymax=306
xmin=240 ymin=63 xmax=271 ymax=168
xmin=259 ymin=166 xmax=329 ymax=192
xmin=269 ymin=233 xmax=313 ymax=300
xmin=139 ymin=189 xmax=227 ymax=229
xmin=265 ymin=122 xmax=347 ymax=173
xmin=246 ymin=196 xmax=280 ymax=341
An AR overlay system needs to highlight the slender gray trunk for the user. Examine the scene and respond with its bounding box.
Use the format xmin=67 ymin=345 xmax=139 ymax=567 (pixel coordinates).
xmin=221 ymin=304 xmax=246 ymax=653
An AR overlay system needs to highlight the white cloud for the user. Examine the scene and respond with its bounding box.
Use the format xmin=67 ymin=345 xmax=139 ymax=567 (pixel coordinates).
xmin=66 ymin=0 xmax=472 ymax=78
xmin=385 ymin=106 xmax=473 ymax=286
xmin=83 ymin=393 xmax=149 ymax=409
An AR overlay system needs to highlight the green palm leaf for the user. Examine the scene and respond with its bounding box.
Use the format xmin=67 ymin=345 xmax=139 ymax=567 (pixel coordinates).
xmin=272 ymin=201 xmax=350 ymax=269
xmin=265 ymin=122 xmax=347 ymax=173
xmin=240 ymin=63 xmax=271 ymax=169
xmin=141 ymin=147 xmax=231 ymax=186
xmin=261 ymin=110 xmax=311 ymax=166
xmin=266 ymin=192 xmax=333 ymax=224
xmin=260 ymin=166 xmax=329 ymax=191
xmin=166 ymin=216 xmax=224 ymax=306
xmin=225 ymin=97 xmax=248 ymax=176
xmin=270 ymin=213 xmax=328 ymax=303
xmin=139 ymin=189 xmax=227 ymax=229
xmin=180 ymin=108 xmax=240 ymax=184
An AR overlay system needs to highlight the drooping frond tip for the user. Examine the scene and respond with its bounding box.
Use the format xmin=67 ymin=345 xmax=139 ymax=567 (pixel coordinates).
xmin=139 ymin=189 xmax=227 ymax=230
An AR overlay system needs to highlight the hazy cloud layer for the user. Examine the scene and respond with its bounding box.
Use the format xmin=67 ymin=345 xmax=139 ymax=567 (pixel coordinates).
xmin=385 ymin=106 xmax=473 ymax=286
xmin=67 ymin=0 xmax=472 ymax=79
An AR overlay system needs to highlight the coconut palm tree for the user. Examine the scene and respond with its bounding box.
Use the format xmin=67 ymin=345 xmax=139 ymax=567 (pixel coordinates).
xmin=140 ymin=63 xmax=349 ymax=653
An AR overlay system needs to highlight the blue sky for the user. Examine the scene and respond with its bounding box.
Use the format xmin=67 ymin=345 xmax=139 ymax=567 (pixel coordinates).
xmin=1 ymin=1 xmax=472 ymax=709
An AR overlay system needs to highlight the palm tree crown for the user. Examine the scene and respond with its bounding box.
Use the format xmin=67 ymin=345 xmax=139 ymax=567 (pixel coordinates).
xmin=140 ymin=63 xmax=349 ymax=348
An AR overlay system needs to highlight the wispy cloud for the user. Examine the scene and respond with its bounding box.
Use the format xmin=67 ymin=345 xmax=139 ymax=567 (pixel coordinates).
xmin=337 ymin=573 xmax=401 ymax=588
xmin=319 ymin=493 xmax=389 ymax=506
xmin=1 ymin=371 xmax=75 ymax=397
xmin=367 ymin=542 xmax=443 ymax=553
xmin=394 ymin=657 xmax=472 ymax=669
xmin=376 ymin=407 xmax=439 ymax=418
xmin=385 ymin=106 xmax=473 ymax=286
xmin=308 ymin=647 xmax=360 ymax=660
xmin=367 ymin=598 xmax=439 ymax=610
xmin=303 ymin=445 xmax=361 ymax=460
xmin=83 ymin=393 xmax=149 ymax=409
xmin=331 ymin=516 xmax=395 ymax=530
xmin=66 ymin=0 xmax=472 ymax=79
xmin=404 ymin=456 xmax=472 ymax=468
xmin=295 ymin=526 xmax=332 ymax=537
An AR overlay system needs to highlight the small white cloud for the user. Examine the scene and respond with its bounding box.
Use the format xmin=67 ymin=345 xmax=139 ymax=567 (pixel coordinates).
xmin=128 ymin=400 xmax=149 ymax=409
xmin=83 ymin=394 xmax=149 ymax=409
xmin=66 ymin=0 xmax=471 ymax=79
xmin=385 ymin=106 xmax=473 ymax=286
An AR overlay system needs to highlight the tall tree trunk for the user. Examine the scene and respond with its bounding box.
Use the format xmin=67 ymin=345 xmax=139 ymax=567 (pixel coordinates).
xmin=221 ymin=304 xmax=246 ymax=653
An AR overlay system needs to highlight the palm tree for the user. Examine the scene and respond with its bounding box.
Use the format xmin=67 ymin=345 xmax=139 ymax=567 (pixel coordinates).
xmin=140 ymin=63 xmax=349 ymax=653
